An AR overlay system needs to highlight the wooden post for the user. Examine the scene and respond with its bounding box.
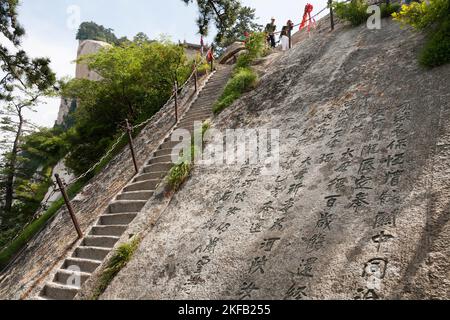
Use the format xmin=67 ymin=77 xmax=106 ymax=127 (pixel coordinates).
xmin=194 ymin=62 xmax=198 ymax=93
xmin=125 ymin=119 xmax=139 ymax=174
xmin=55 ymin=174 xmax=83 ymax=239
xmin=174 ymin=81 xmax=178 ymax=124
xmin=329 ymin=0 xmax=335 ymax=31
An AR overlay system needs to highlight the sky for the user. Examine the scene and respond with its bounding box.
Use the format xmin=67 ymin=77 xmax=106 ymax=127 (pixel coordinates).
xmin=15 ymin=0 xmax=329 ymax=128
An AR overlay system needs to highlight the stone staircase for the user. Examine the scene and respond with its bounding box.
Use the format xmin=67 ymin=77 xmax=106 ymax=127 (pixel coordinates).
xmin=39 ymin=65 xmax=233 ymax=300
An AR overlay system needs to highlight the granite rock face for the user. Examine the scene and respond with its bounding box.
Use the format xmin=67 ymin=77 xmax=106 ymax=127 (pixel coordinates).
xmin=55 ymin=40 xmax=111 ymax=126
xmin=101 ymin=19 xmax=450 ymax=300
xmin=75 ymin=40 xmax=111 ymax=81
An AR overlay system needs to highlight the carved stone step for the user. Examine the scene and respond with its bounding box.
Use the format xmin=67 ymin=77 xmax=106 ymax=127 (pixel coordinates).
xmin=73 ymin=246 xmax=111 ymax=261
xmin=117 ymin=191 xmax=154 ymax=201
xmin=182 ymin=111 xmax=211 ymax=119
xmin=143 ymin=162 xmax=173 ymax=173
xmin=99 ymin=213 xmax=137 ymax=226
xmin=41 ymin=283 xmax=79 ymax=300
xmin=63 ymin=257 xmax=101 ymax=274
xmin=148 ymin=154 xmax=175 ymax=165
xmin=109 ymin=200 xmax=147 ymax=213
xmin=124 ymin=179 xmax=160 ymax=192
xmin=153 ymin=148 xmax=179 ymax=158
xmin=53 ymin=269 xmax=91 ymax=287
xmin=90 ymin=225 xmax=127 ymax=237
xmin=83 ymin=236 xmax=120 ymax=249
xmin=133 ymin=171 xmax=166 ymax=182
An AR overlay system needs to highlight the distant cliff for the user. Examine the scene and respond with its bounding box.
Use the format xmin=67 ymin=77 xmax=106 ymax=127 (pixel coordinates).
xmin=56 ymin=40 xmax=111 ymax=126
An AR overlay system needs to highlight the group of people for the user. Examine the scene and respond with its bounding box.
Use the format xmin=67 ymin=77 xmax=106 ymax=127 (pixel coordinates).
xmin=265 ymin=18 xmax=295 ymax=51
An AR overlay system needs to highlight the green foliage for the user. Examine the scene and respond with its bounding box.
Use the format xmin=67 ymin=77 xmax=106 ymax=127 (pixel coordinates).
xmin=236 ymin=32 xmax=267 ymax=68
xmin=76 ymin=21 xmax=120 ymax=44
xmin=167 ymin=161 xmax=193 ymax=191
xmin=214 ymin=32 xmax=261 ymax=114
xmin=218 ymin=6 xmax=263 ymax=49
xmin=213 ymin=67 xmax=258 ymax=114
xmin=380 ymin=3 xmax=401 ymax=18
xmin=0 ymin=0 xmax=55 ymax=100
xmin=166 ymin=120 xmax=210 ymax=192
xmin=0 ymin=178 xmax=86 ymax=270
xmin=332 ymin=0 xmax=370 ymax=27
xmin=181 ymin=0 xmax=241 ymax=41
xmin=418 ymin=18 xmax=450 ymax=67
xmin=61 ymin=40 xmax=191 ymax=175
xmin=181 ymin=0 xmax=260 ymax=46
xmin=91 ymin=236 xmax=141 ymax=300
xmin=393 ymin=0 xmax=450 ymax=67
xmin=392 ymin=0 xmax=449 ymax=29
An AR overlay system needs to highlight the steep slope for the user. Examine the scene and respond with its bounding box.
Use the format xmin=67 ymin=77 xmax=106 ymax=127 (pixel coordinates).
xmin=99 ymin=19 xmax=450 ymax=300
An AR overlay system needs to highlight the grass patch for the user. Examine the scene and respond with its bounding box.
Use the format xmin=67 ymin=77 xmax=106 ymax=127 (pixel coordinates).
xmin=213 ymin=67 xmax=258 ymax=114
xmin=91 ymin=236 xmax=141 ymax=300
xmin=167 ymin=161 xmax=193 ymax=192
xmin=166 ymin=121 xmax=210 ymax=192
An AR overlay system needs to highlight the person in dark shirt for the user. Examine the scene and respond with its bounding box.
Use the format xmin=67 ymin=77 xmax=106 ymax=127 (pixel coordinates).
xmin=265 ymin=18 xmax=277 ymax=48
xmin=280 ymin=20 xmax=294 ymax=51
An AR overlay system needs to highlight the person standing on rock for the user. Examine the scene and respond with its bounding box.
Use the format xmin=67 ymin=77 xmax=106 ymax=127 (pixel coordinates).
xmin=280 ymin=20 xmax=294 ymax=51
xmin=265 ymin=18 xmax=277 ymax=48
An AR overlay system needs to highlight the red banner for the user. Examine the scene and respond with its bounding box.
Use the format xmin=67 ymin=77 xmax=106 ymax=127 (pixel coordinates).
xmin=299 ymin=3 xmax=315 ymax=32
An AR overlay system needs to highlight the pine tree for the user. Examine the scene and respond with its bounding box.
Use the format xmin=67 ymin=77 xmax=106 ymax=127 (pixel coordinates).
xmin=182 ymin=0 xmax=258 ymax=44
xmin=0 ymin=0 xmax=55 ymax=217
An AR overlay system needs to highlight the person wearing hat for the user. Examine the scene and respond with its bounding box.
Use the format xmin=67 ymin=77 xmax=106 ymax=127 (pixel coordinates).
xmin=265 ymin=17 xmax=277 ymax=48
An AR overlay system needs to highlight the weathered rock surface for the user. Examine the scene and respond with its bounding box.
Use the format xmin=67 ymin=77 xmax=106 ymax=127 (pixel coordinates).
xmin=100 ymin=19 xmax=450 ymax=300
xmin=75 ymin=40 xmax=111 ymax=81
xmin=55 ymin=40 xmax=111 ymax=126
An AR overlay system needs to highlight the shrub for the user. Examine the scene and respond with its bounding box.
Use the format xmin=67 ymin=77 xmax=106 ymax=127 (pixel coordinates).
xmin=392 ymin=0 xmax=449 ymax=30
xmin=245 ymin=32 xmax=266 ymax=58
xmin=381 ymin=3 xmax=401 ymax=18
xmin=167 ymin=161 xmax=192 ymax=192
xmin=213 ymin=67 xmax=258 ymax=114
xmin=236 ymin=53 xmax=252 ymax=68
xmin=236 ymin=32 xmax=267 ymax=69
xmin=91 ymin=236 xmax=141 ymax=300
xmin=418 ymin=19 xmax=450 ymax=67
xmin=333 ymin=0 xmax=370 ymax=26
xmin=197 ymin=62 xmax=211 ymax=76
xmin=393 ymin=0 xmax=450 ymax=67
